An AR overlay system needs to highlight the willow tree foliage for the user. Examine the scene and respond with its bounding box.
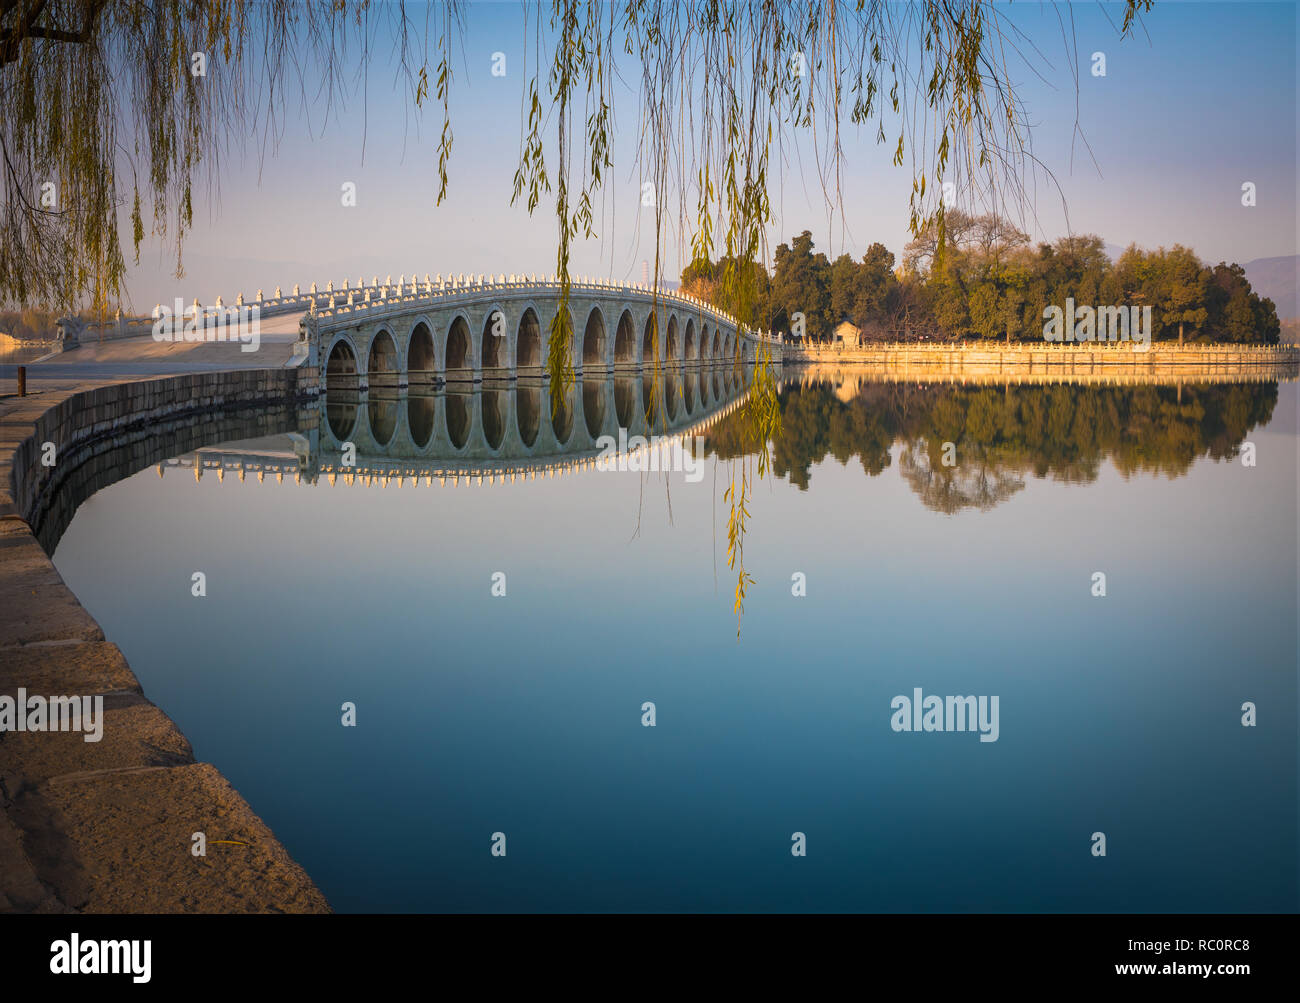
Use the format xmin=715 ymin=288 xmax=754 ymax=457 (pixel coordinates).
xmin=2 ymin=0 xmax=1154 ymax=326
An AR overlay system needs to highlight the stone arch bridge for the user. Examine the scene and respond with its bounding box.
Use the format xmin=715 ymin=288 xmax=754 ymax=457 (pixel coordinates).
xmin=297 ymin=274 xmax=781 ymax=390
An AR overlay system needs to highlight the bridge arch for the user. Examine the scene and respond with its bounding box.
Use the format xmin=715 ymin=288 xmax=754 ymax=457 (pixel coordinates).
xmin=641 ymin=312 xmax=659 ymax=367
xmin=480 ymin=304 xmax=509 ymax=374
xmin=666 ymin=315 xmax=680 ymax=365
xmin=581 ymin=306 xmax=608 ymax=374
xmin=367 ymin=328 xmax=399 ymax=389
xmin=516 ymin=306 xmax=543 ymax=373
xmin=325 ymin=334 xmax=360 ymax=392
xmin=711 ymin=327 xmax=721 ymax=358
xmin=445 ymin=314 xmax=473 ymax=377
xmin=684 ymin=318 xmax=698 ymax=362
xmin=406 ymin=320 xmax=436 ymax=384
xmin=556 ymin=305 xmax=576 ymax=372
xmin=614 ymin=309 xmax=636 ymax=368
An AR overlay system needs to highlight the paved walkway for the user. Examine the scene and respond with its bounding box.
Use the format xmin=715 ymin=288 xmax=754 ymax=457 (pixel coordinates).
xmin=0 ymin=314 xmax=302 ymax=387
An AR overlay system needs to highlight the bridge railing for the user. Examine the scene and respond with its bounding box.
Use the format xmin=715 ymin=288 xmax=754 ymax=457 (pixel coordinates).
xmin=303 ymin=275 xmax=751 ymax=336
xmin=145 ymin=274 xmax=762 ymax=341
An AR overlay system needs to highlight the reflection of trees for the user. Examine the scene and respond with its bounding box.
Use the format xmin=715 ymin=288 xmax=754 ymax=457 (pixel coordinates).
xmin=898 ymin=441 xmax=1026 ymax=514
xmin=702 ymin=380 xmax=1279 ymax=513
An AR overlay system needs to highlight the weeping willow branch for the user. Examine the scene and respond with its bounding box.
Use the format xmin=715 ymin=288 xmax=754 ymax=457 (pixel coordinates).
xmin=0 ymin=0 xmax=467 ymax=312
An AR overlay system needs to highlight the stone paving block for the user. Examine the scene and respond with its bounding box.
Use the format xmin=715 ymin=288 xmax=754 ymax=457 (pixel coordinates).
xmin=14 ymin=763 xmax=331 ymax=913
xmin=0 ymin=693 xmax=194 ymax=794
xmin=0 ymin=527 xmax=103 ymax=644
xmin=0 ymin=640 xmax=141 ymax=696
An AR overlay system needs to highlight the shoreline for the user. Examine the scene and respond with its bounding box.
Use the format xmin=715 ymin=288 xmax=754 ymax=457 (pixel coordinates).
xmin=770 ymin=342 xmax=1300 ymax=386
xmin=1 ymin=370 xmax=328 ymax=913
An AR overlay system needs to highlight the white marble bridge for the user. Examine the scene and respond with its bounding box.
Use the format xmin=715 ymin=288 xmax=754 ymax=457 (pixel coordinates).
xmin=284 ymin=273 xmax=781 ymax=390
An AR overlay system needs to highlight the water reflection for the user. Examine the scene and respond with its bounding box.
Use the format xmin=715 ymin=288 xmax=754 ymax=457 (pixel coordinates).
xmin=446 ymin=393 xmax=470 ymax=449
xmin=517 ymin=387 xmax=541 ymax=447
xmin=408 ymin=395 xmax=436 ymax=448
xmin=40 ymin=368 xmax=1299 ymax=914
xmin=367 ymin=396 xmax=398 ymax=447
xmin=483 ymin=390 xmax=507 ymax=450
xmin=703 ymin=379 xmax=1283 ymax=513
xmin=311 ymin=365 xmax=754 ymax=472
xmin=582 ymin=381 xmax=605 ymax=439
xmin=178 ymin=375 xmax=1287 ymax=517
xmin=552 ymin=383 xmax=574 ymax=446
xmin=326 ymin=398 xmax=357 ymax=441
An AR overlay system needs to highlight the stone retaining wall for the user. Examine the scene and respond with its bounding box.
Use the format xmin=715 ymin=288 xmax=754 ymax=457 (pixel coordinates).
xmin=0 ymin=369 xmax=327 ymax=913
xmin=781 ymin=342 xmax=1300 ymax=374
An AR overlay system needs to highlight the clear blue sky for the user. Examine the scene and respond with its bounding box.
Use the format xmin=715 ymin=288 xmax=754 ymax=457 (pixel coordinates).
xmin=120 ymin=1 xmax=1297 ymax=311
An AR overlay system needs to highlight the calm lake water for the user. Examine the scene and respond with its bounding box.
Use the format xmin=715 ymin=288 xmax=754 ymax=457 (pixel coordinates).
xmin=47 ymin=371 xmax=1299 ymax=912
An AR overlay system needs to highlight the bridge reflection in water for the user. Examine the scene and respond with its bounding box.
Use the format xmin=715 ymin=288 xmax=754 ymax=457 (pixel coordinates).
xmin=155 ymin=366 xmax=1287 ymax=503
xmin=160 ymin=365 xmax=758 ymax=486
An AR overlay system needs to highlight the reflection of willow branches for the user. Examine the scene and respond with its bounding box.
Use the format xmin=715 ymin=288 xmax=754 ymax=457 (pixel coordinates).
xmin=724 ymin=344 xmax=782 ymax=637
xmin=897 ymin=440 xmax=1027 ymax=514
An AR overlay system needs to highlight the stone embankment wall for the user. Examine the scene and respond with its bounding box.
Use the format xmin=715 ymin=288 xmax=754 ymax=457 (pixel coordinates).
xmin=0 ymin=369 xmax=327 ymax=912
xmin=780 ymin=341 xmax=1300 ymax=378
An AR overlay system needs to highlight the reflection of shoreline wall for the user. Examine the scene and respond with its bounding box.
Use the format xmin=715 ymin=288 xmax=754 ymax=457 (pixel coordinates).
xmin=0 ymin=371 xmax=328 ymax=913
xmin=782 ymin=342 xmax=1300 ymax=382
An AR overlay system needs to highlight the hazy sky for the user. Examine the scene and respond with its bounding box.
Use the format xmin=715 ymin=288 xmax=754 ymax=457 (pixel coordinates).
xmin=121 ymin=1 xmax=1297 ymax=311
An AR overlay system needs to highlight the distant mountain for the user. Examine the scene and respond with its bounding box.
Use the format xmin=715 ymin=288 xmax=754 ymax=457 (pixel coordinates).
xmin=1243 ymin=256 xmax=1297 ymax=320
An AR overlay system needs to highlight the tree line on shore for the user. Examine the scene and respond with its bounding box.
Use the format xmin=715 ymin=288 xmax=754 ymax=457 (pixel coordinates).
xmin=681 ymin=211 xmax=1281 ymax=345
